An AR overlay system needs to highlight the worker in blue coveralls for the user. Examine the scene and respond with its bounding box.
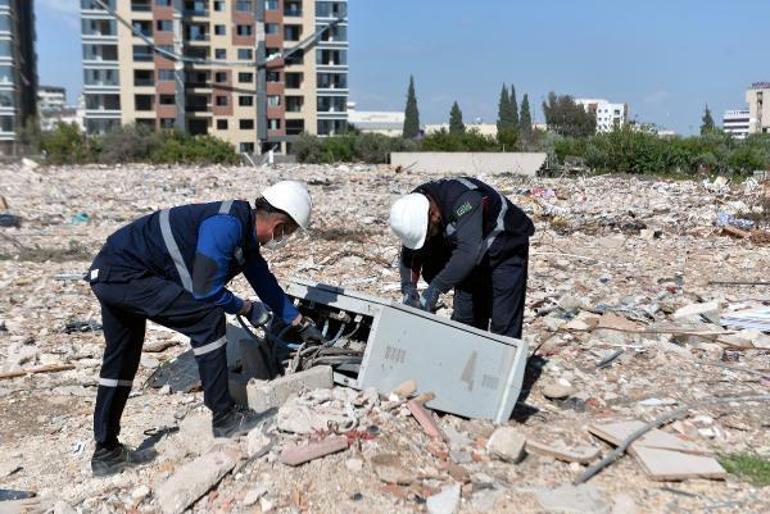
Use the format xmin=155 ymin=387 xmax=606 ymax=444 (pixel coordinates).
xmin=389 ymin=177 xmax=534 ymax=339
xmin=86 ymin=181 xmax=323 ymax=476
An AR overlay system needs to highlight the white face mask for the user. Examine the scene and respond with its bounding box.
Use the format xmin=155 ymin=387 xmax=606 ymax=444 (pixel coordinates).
xmin=262 ymin=224 xmax=290 ymax=251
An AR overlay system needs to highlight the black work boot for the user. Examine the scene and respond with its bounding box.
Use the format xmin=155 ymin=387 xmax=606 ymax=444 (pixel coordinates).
xmin=212 ymin=405 xmax=274 ymax=439
xmin=91 ymin=442 xmax=155 ymax=477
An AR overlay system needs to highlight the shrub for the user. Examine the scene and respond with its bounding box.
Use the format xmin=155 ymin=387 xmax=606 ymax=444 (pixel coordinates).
xmin=40 ymin=122 xmax=91 ymax=164
xmin=95 ymin=124 xmax=159 ymax=164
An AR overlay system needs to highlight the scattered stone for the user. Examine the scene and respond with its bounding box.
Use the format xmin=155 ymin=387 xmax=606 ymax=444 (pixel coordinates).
xmin=345 ymin=457 xmax=364 ymax=472
xmin=131 ymin=485 xmax=150 ymax=501
xmin=672 ymin=301 xmax=720 ymax=325
xmin=543 ymin=383 xmax=575 ymax=400
xmin=371 ymin=453 xmax=414 ymax=485
xmin=426 ymin=484 xmax=461 ymax=514
xmin=242 ymin=486 xmax=267 ymax=506
xmin=279 ymin=435 xmax=349 ymax=466
xmin=526 ymin=439 xmax=601 ymax=464
xmin=277 ymin=397 xmax=354 ymax=434
xmin=141 ymin=355 xmax=160 ymax=369
xmin=245 ymin=428 xmax=272 ymax=458
xmin=155 ymin=445 xmax=241 ymax=514
xmin=260 ymin=497 xmax=275 ymax=512
xmin=246 ymin=365 xmax=333 ymax=412
xmin=391 ymin=378 xmax=417 ymax=398
xmin=535 ymin=484 xmax=611 ymax=514
xmin=144 ymin=340 xmax=179 ymax=353
xmin=486 ymin=427 xmax=526 ymax=463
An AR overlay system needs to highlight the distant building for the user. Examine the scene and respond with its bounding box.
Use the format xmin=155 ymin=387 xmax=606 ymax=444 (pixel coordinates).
xmin=347 ymin=102 xmax=403 ymax=136
xmin=0 ymin=0 xmax=39 ymax=155
xmin=746 ymin=82 xmax=770 ymax=135
xmin=423 ymin=122 xmax=497 ymax=137
xmin=722 ymin=109 xmax=751 ymax=139
xmin=38 ymin=85 xmax=66 ymax=113
xmin=575 ymin=98 xmax=628 ymax=133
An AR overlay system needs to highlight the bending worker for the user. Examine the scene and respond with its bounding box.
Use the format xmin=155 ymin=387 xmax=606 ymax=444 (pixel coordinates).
xmin=389 ymin=177 xmax=534 ymax=338
xmin=86 ymin=181 xmax=323 ymax=477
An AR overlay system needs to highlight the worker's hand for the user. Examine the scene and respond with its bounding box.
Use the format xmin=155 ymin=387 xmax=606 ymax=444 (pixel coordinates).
xmin=401 ymin=283 xmax=420 ymax=308
xmin=419 ymin=285 xmax=441 ymax=313
xmin=296 ymin=317 xmax=324 ymax=345
xmin=247 ymin=301 xmax=270 ymax=328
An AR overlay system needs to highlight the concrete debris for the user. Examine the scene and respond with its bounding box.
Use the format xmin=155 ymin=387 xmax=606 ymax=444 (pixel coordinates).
xmin=406 ymin=399 xmax=446 ymax=440
xmin=276 ymin=395 xmax=356 ymax=434
xmin=279 ymin=435 xmax=349 ymax=466
xmin=2 ymin=164 xmax=770 ymax=511
xmin=535 ymin=484 xmax=611 ymax=514
xmin=542 ymin=382 xmax=575 ymax=400
xmin=426 ymin=483 xmax=461 ymax=514
xmin=155 ymin=445 xmax=241 ymax=514
xmin=246 ymin=365 xmax=333 ymax=413
xmin=486 ymin=427 xmax=527 ymax=463
xmin=390 ymin=378 xmax=417 ymax=398
xmin=672 ymin=301 xmax=721 ymax=324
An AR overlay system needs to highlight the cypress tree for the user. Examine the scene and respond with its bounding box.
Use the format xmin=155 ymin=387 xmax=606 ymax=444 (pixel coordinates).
xmin=700 ymin=104 xmax=715 ymax=135
xmin=497 ymin=84 xmax=511 ymax=134
xmin=519 ymin=93 xmax=532 ymax=137
xmin=449 ymin=101 xmax=465 ymax=134
xmin=510 ymin=85 xmax=519 ymax=128
xmin=402 ymin=75 xmax=421 ymax=138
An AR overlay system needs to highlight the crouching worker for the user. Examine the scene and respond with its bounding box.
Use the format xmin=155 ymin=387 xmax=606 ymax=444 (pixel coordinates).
xmin=87 ymin=181 xmax=323 ymax=476
xmin=389 ymin=177 xmax=535 ymax=339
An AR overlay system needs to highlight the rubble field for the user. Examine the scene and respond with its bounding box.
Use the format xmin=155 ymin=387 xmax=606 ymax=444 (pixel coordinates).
xmin=0 ymin=163 xmax=769 ymax=513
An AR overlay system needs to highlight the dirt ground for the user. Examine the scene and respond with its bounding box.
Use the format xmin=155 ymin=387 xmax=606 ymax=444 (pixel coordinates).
xmin=0 ymin=162 xmax=768 ymax=513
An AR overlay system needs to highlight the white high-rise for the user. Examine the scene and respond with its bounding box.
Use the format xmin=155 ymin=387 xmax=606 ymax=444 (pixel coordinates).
xmin=575 ymin=98 xmax=628 ymax=133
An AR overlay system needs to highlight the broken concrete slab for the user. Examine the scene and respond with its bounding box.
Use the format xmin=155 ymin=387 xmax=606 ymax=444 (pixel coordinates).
xmin=535 ymin=484 xmax=610 ymax=514
xmin=672 ymin=301 xmax=721 ymax=325
xmin=526 ymin=439 xmax=600 ymax=464
xmin=486 ymin=427 xmax=526 ymax=463
xmin=276 ymin=396 xmax=354 ymax=434
xmin=156 ymin=445 xmax=241 ymax=514
xmin=245 ymin=366 xmax=333 ymax=413
xmin=279 ymin=435 xmax=349 ymax=466
xmin=426 ymin=483 xmax=461 ymax=514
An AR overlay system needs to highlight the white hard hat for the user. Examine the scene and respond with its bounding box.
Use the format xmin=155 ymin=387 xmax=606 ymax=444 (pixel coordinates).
xmin=261 ymin=180 xmax=312 ymax=230
xmin=389 ymin=193 xmax=430 ymax=250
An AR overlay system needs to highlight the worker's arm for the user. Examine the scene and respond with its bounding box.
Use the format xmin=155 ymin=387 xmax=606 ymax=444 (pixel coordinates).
xmin=430 ymin=191 xmax=484 ymax=293
xmin=399 ymin=247 xmax=422 ymax=289
xmin=242 ymin=253 xmax=300 ymax=325
xmin=192 ymin=215 xmax=246 ymax=314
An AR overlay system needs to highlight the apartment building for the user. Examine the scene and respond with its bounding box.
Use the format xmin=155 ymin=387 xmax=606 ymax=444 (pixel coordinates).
xmin=746 ymin=82 xmax=770 ymax=135
xmin=38 ymin=85 xmax=66 ymax=113
xmin=575 ymin=98 xmax=628 ymax=133
xmin=722 ymin=109 xmax=751 ymax=140
xmin=0 ymin=0 xmax=38 ymax=155
xmin=80 ymin=0 xmax=348 ymax=154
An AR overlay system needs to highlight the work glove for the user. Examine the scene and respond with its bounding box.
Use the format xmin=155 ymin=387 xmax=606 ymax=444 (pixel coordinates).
xmin=247 ymin=302 xmax=270 ymax=328
xmin=296 ymin=317 xmax=324 ymax=345
xmin=401 ymin=283 xmax=420 ymax=308
xmin=419 ymin=285 xmax=441 ymax=313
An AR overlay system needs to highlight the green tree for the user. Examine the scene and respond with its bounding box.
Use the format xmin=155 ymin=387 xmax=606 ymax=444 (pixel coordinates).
xmin=402 ymin=75 xmax=421 ymax=138
xmin=497 ymin=84 xmax=512 ymax=134
xmin=700 ymin=104 xmax=715 ymax=135
xmin=542 ymin=92 xmax=596 ymax=138
xmin=449 ymin=101 xmax=465 ymax=135
xmin=519 ymin=93 xmax=533 ymax=140
xmin=510 ymin=85 xmax=519 ymax=128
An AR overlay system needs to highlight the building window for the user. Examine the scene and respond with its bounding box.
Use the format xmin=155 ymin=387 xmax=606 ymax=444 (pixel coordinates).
xmin=264 ymin=0 xmax=278 ymax=10
xmin=159 ymin=94 xmax=175 ymax=105
xmin=236 ymin=0 xmax=253 ymax=11
xmin=238 ymin=72 xmax=254 ymax=83
xmin=134 ymin=69 xmax=154 ymax=86
xmin=237 ymin=48 xmax=253 ymax=60
xmin=240 ymin=142 xmax=255 ymax=153
xmin=215 ymin=71 xmax=227 ymax=83
xmin=215 ymin=96 xmax=228 ymax=106
xmin=285 ymin=72 xmax=302 ymax=88
xmin=135 ymin=95 xmax=155 ymax=111
xmin=160 ymin=118 xmax=175 ymax=129
xmin=316 ymin=1 xmax=346 ymax=18
xmin=240 ymin=119 xmax=255 ymax=130
xmin=267 ymin=70 xmax=281 ymax=82
xmin=217 ymin=119 xmax=228 ymax=130
xmin=284 ymin=1 xmax=302 ymax=16
xmin=286 ymin=119 xmax=304 ymax=135
xmin=284 ymin=25 xmax=301 ymax=41
xmin=132 ymin=20 xmax=153 ymax=37
xmin=215 ymin=48 xmax=227 ymax=60
xmin=158 ymin=69 xmax=175 ymax=81
xmin=265 ymin=23 xmax=280 ymax=35
xmin=317 ymin=49 xmax=347 ymax=65
xmin=285 ymin=96 xmax=303 ymax=112
xmin=267 ymin=95 xmax=281 ymax=107
xmin=155 ymin=0 xmax=172 ymax=6
xmin=156 ymin=20 xmax=173 ymax=31
xmin=317 ymin=72 xmax=347 ymax=89
xmin=268 ymin=119 xmax=281 ymax=130
xmin=214 ymin=24 xmax=226 ymax=36
xmin=132 ymin=45 xmax=154 ymax=62
xmin=236 ymin=25 xmax=253 ymax=36
xmin=239 ymin=96 xmax=254 ymax=107
xmin=0 ymin=115 xmax=13 ymax=133
xmin=213 ymin=0 xmax=225 ymax=11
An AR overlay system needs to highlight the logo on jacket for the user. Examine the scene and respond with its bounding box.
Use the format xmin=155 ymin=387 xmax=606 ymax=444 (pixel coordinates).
xmin=455 ymin=201 xmax=473 ymax=218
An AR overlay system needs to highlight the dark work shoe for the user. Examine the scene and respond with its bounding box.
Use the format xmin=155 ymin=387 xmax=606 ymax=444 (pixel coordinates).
xmin=212 ymin=405 xmax=274 ymax=439
xmin=91 ymin=443 xmax=156 ymax=477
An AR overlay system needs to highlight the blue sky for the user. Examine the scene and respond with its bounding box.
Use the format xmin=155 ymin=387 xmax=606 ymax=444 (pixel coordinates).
xmin=37 ymin=0 xmax=768 ymax=135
